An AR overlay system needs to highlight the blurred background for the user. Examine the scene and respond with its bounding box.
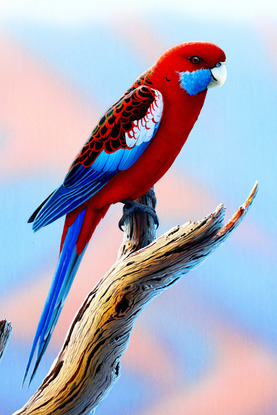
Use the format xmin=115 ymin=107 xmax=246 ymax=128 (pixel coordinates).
xmin=0 ymin=1 xmax=277 ymax=414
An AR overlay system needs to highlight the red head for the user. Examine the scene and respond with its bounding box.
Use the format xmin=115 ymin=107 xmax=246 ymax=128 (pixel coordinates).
xmin=156 ymin=42 xmax=225 ymax=71
xmin=152 ymin=41 xmax=227 ymax=96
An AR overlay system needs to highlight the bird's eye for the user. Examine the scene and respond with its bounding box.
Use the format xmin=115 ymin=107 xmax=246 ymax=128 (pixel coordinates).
xmin=189 ymin=56 xmax=202 ymax=64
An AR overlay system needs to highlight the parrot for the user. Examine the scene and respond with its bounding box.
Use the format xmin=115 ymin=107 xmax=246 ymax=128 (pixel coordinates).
xmin=23 ymin=41 xmax=227 ymax=384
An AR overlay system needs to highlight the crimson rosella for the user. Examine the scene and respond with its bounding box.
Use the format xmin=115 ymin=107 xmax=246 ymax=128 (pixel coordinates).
xmin=24 ymin=41 xmax=227 ymax=384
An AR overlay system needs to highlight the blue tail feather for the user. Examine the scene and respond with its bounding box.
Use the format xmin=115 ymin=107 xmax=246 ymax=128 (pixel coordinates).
xmin=23 ymin=209 xmax=87 ymax=386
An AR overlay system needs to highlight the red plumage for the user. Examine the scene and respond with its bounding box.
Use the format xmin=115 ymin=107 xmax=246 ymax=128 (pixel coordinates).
xmin=25 ymin=41 xmax=226 ymax=383
xmin=65 ymin=42 xmax=226 ymax=253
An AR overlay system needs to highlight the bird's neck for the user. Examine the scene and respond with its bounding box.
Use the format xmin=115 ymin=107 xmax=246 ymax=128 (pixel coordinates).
xmin=150 ymin=67 xmax=207 ymax=146
xmin=139 ymin=67 xmax=207 ymax=130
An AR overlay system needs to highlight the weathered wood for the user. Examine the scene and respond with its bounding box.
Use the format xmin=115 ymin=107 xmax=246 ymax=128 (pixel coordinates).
xmin=118 ymin=187 xmax=157 ymax=257
xmin=0 ymin=319 xmax=12 ymax=362
xmin=14 ymin=182 xmax=258 ymax=415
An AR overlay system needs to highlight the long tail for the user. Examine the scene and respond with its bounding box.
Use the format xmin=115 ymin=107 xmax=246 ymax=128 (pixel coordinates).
xmin=23 ymin=204 xmax=109 ymax=386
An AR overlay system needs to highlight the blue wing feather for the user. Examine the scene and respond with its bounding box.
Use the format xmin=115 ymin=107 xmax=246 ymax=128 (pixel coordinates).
xmin=32 ymin=170 xmax=115 ymax=231
xmin=30 ymin=87 xmax=163 ymax=232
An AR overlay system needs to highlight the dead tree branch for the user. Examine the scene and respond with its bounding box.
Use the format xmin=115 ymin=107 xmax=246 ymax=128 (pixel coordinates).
xmin=0 ymin=319 xmax=12 ymax=362
xmin=14 ymin=182 xmax=258 ymax=415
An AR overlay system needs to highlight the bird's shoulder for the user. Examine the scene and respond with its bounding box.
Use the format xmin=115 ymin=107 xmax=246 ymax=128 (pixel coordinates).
xmin=69 ymin=73 xmax=161 ymax=170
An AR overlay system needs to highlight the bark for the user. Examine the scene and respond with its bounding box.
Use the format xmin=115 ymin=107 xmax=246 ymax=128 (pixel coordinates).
xmin=14 ymin=182 xmax=258 ymax=415
xmin=0 ymin=319 xmax=12 ymax=362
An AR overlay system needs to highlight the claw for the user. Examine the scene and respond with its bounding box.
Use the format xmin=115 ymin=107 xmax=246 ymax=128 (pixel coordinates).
xmin=118 ymin=200 xmax=159 ymax=231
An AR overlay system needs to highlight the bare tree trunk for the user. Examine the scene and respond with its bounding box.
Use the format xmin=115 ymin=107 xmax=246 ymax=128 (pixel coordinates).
xmin=14 ymin=182 xmax=258 ymax=415
xmin=0 ymin=320 xmax=12 ymax=362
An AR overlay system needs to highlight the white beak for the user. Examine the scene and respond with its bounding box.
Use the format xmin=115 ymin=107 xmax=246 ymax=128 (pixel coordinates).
xmin=208 ymin=62 xmax=227 ymax=88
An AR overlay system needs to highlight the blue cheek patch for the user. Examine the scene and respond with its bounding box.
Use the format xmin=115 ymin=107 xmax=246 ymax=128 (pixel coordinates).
xmin=179 ymin=69 xmax=211 ymax=96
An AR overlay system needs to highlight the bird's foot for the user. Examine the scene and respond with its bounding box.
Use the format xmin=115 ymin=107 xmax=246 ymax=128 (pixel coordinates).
xmin=118 ymin=199 xmax=159 ymax=231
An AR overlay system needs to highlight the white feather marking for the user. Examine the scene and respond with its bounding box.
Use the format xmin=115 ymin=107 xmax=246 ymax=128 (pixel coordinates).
xmin=125 ymin=89 xmax=163 ymax=148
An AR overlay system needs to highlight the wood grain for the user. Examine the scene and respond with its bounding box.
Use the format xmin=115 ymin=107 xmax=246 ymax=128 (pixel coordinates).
xmin=14 ymin=182 xmax=258 ymax=415
xmin=0 ymin=319 xmax=12 ymax=362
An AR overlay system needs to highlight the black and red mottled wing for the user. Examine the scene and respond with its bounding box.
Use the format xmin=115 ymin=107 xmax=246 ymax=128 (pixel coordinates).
xmin=69 ymin=84 xmax=159 ymax=170
xmin=30 ymin=86 xmax=163 ymax=231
